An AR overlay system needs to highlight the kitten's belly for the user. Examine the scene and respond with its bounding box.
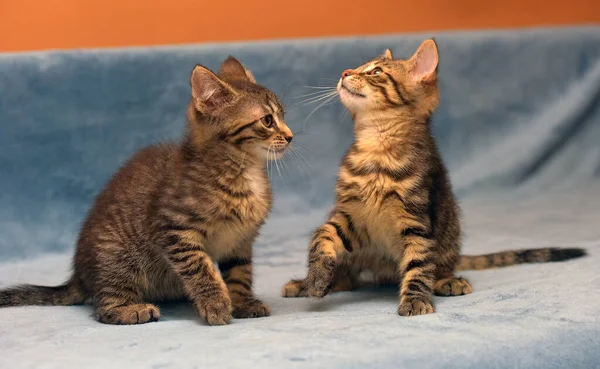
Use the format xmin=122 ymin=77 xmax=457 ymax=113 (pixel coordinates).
xmin=348 ymin=248 xmax=399 ymax=284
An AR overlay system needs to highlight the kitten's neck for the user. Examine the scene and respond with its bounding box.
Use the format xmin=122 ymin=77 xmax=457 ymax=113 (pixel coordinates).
xmin=353 ymin=111 xmax=432 ymax=153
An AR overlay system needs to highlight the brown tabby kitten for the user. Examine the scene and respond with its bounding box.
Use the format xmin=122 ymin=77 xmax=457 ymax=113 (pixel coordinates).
xmin=282 ymin=39 xmax=585 ymax=316
xmin=0 ymin=56 xmax=293 ymax=326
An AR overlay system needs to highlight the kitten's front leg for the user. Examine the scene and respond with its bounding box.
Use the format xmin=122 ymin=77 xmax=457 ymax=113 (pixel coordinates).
xmin=396 ymin=226 xmax=437 ymax=316
xmin=305 ymin=214 xmax=353 ymax=297
xmin=218 ymin=242 xmax=270 ymax=319
xmin=165 ymin=232 xmax=232 ymax=325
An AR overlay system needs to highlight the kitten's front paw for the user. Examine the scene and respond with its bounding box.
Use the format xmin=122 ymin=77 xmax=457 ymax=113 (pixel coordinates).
xmin=306 ymin=256 xmax=337 ymax=298
xmin=233 ymin=298 xmax=271 ymax=319
xmin=196 ymin=291 xmax=233 ymax=326
xmin=398 ymin=297 xmax=435 ymax=316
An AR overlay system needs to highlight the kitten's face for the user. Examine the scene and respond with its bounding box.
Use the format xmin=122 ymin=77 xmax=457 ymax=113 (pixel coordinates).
xmin=336 ymin=39 xmax=439 ymax=116
xmin=189 ymin=57 xmax=292 ymax=160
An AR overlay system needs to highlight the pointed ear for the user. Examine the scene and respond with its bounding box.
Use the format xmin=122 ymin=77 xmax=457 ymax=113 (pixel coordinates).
xmin=218 ymin=56 xmax=257 ymax=83
xmin=381 ymin=48 xmax=393 ymax=60
xmin=408 ymin=39 xmax=439 ymax=83
xmin=190 ymin=65 xmax=237 ymax=114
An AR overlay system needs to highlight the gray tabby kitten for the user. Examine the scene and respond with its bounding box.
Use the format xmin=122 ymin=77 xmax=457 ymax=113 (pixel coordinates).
xmin=0 ymin=56 xmax=293 ymax=326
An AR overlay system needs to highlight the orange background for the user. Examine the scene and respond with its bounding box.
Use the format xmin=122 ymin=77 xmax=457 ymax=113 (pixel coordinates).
xmin=1 ymin=0 xmax=599 ymax=52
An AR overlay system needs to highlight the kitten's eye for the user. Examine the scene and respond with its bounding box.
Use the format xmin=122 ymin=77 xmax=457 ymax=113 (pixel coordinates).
xmin=262 ymin=114 xmax=275 ymax=128
xmin=370 ymin=67 xmax=383 ymax=75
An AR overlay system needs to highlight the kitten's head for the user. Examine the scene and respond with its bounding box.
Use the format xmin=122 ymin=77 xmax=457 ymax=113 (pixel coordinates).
xmin=337 ymin=39 xmax=439 ymax=118
xmin=188 ymin=57 xmax=292 ymax=160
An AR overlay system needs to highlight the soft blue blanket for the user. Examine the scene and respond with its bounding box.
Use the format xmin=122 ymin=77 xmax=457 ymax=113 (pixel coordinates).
xmin=1 ymin=26 xmax=599 ymax=369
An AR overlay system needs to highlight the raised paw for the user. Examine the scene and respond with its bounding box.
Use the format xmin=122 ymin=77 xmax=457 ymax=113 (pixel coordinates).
xmin=306 ymin=256 xmax=337 ymax=298
xmin=398 ymin=297 xmax=435 ymax=317
xmin=196 ymin=291 xmax=233 ymax=326
xmin=233 ymin=298 xmax=271 ymax=319
xmin=97 ymin=303 xmax=161 ymax=325
xmin=434 ymin=276 xmax=473 ymax=296
xmin=281 ymin=279 xmax=308 ymax=298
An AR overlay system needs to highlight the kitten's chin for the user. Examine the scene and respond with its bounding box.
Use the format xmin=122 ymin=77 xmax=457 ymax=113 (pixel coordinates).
xmin=339 ymin=90 xmax=364 ymax=113
xmin=260 ymin=147 xmax=286 ymax=161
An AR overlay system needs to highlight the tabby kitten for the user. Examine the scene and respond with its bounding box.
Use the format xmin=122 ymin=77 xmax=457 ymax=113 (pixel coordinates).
xmin=282 ymin=39 xmax=585 ymax=316
xmin=0 ymin=56 xmax=293 ymax=326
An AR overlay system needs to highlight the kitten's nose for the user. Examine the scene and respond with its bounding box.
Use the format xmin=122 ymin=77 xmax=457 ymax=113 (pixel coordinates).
xmin=341 ymin=69 xmax=354 ymax=79
xmin=284 ymin=135 xmax=293 ymax=143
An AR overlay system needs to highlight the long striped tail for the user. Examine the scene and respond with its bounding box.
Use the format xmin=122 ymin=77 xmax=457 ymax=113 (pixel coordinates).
xmin=0 ymin=277 xmax=87 ymax=307
xmin=456 ymin=247 xmax=586 ymax=271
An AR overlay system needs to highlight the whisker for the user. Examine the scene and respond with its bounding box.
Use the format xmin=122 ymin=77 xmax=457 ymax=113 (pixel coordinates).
xmin=293 ymin=89 xmax=337 ymax=99
xmin=290 ymin=148 xmax=315 ymax=185
xmin=278 ymin=80 xmax=295 ymax=100
xmin=273 ymin=149 xmax=286 ymax=188
xmin=298 ymin=91 xmax=338 ymax=106
xmin=302 ymin=86 xmax=337 ymax=89
xmin=291 ymin=143 xmax=317 ymax=164
xmin=288 ymin=146 xmax=312 ymax=183
xmin=302 ymin=93 xmax=339 ymax=131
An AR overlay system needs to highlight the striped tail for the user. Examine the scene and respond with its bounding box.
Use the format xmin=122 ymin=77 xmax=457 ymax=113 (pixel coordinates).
xmin=456 ymin=247 xmax=586 ymax=271
xmin=0 ymin=277 xmax=87 ymax=307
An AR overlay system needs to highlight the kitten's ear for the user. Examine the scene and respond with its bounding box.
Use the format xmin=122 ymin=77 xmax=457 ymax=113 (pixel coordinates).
xmin=190 ymin=65 xmax=237 ymax=114
xmin=218 ymin=56 xmax=257 ymax=83
xmin=381 ymin=48 xmax=393 ymax=60
xmin=408 ymin=39 xmax=439 ymax=83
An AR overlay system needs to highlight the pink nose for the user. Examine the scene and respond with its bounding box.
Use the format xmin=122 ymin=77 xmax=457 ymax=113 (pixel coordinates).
xmin=341 ymin=69 xmax=354 ymax=79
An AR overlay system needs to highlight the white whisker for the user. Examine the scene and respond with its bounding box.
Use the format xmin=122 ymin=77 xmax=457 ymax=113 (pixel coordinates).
xmin=302 ymin=93 xmax=339 ymax=131
xmin=302 ymin=86 xmax=337 ymax=89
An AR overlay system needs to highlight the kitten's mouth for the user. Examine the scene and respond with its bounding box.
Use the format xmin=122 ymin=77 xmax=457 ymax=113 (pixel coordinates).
xmin=341 ymin=83 xmax=366 ymax=98
xmin=263 ymin=147 xmax=287 ymax=154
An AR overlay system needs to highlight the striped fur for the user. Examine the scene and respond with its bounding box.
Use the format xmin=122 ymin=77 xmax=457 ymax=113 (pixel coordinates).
xmin=0 ymin=56 xmax=292 ymax=325
xmin=282 ymin=39 xmax=586 ymax=316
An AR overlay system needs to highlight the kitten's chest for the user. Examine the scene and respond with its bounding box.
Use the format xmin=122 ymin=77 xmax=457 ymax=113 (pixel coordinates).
xmin=207 ymin=169 xmax=271 ymax=256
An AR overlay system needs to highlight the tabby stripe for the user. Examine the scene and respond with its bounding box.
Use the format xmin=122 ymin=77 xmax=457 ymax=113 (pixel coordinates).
xmin=162 ymin=205 xmax=206 ymax=223
xmin=169 ymin=252 xmax=196 ymax=264
xmin=168 ymin=241 xmax=205 ymax=255
xmin=226 ymin=278 xmax=252 ymax=291
xmin=214 ymin=180 xmax=250 ymax=198
xmin=327 ymin=221 xmax=353 ymax=252
xmin=402 ymin=227 xmax=433 ymax=239
xmin=344 ymin=160 xmax=412 ymax=181
xmin=370 ymin=82 xmax=398 ymax=107
xmin=230 ymin=120 xmax=258 ymax=137
xmin=407 ymin=279 xmax=431 ymax=294
xmin=339 ymin=211 xmax=357 ymax=237
xmin=339 ymin=195 xmax=361 ymax=203
xmin=384 ymin=72 xmax=410 ymax=105
xmin=179 ymin=264 xmax=204 ymax=277
xmin=382 ymin=190 xmax=403 ymax=204
xmin=234 ymin=136 xmax=257 ymax=146
xmin=404 ymin=257 xmax=435 ymax=273
xmin=311 ymin=228 xmax=333 ymax=243
xmin=218 ymin=258 xmax=251 ymax=273
xmin=160 ymin=221 xmax=192 ymax=232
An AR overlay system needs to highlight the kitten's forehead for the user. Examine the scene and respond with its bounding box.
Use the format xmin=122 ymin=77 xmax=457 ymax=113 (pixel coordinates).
xmin=356 ymin=58 xmax=391 ymax=73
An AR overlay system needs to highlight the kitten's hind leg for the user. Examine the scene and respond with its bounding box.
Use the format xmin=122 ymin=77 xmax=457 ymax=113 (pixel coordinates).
xmin=282 ymin=279 xmax=309 ymax=298
xmin=91 ymin=243 xmax=161 ymax=325
xmin=282 ymin=267 xmax=359 ymax=297
xmin=434 ymin=276 xmax=472 ymax=296
xmin=96 ymin=302 xmax=160 ymax=325
xmin=94 ymin=278 xmax=160 ymax=325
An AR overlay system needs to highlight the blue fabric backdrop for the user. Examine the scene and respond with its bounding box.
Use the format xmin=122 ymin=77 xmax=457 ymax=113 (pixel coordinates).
xmin=0 ymin=26 xmax=599 ymax=369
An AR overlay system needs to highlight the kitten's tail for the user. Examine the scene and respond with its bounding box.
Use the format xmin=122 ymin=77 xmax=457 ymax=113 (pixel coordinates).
xmin=456 ymin=247 xmax=586 ymax=271
xmin=0 ymin=277 xmax=87 ymax=307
